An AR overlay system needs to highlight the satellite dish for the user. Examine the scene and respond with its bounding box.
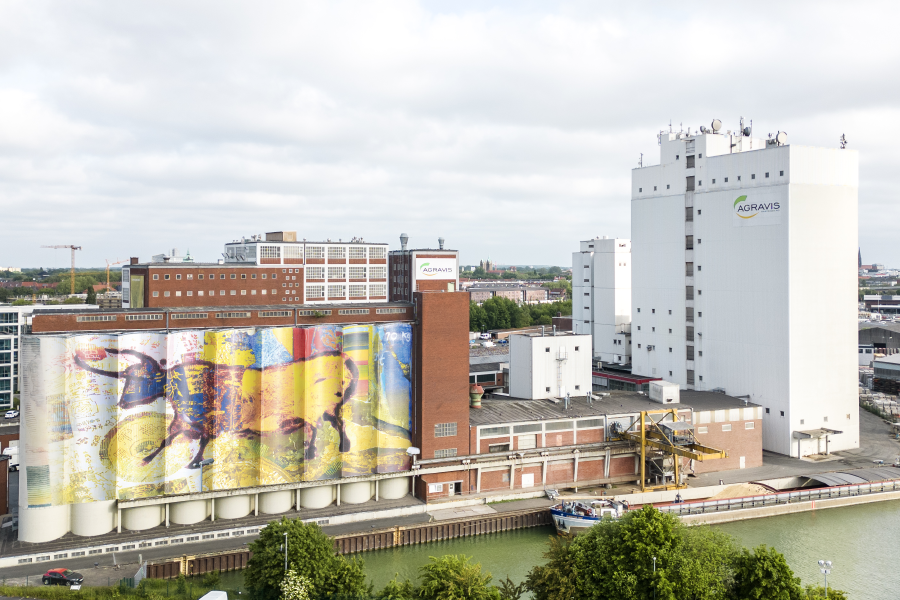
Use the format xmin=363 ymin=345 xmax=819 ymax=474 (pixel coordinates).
xmin=776 ymin=131 xmax=788 ymax=144
xmin=700 ymin=126 xmax=708 ymax=134
xmin=742 ymin=127 xmax=751 ymax=137
xmin=711 ymin=119 xmax=722 ymax=132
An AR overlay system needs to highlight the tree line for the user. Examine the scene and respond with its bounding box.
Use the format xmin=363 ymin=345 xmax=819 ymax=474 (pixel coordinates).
xmin=244 ymin=508 xmax=845 ymax=600
xmin=469 ymin=297 xmax=572 ymax=332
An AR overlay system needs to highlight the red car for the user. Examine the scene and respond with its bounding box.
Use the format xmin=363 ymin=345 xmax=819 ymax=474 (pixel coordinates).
xmin=42 ymin=568 xmax=84 ymax=586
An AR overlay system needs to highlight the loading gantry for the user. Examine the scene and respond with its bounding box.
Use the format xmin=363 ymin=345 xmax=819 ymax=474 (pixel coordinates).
xmin=610 ymin=409 xmax=728 ymax=493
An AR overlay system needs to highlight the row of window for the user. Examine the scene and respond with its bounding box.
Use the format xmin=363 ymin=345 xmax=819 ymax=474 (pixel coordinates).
xmin=637 ymin=170 xmax=785 ymax=193
xmin=304 ymin=266 xmax=387 ymax=280
xmin=480 ymin=418 xmax=603 ymax=438
xmin=153 ymin=272 xmax=280 ymax=281
xmin=696 ymin=422 xmax=755 ymax=434
xmin=152 ymin=289 xmax=278 ymax=298
xmin=0 ymin=313 xmax=17 ymax=323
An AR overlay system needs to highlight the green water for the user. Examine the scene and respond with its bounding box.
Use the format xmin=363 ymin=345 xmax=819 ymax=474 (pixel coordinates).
xmin=217 ymin=500 xmax=900 ymax=598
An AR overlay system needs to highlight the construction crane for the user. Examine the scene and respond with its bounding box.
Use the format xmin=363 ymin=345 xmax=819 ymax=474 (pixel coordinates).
xmin=610 ymin=409 xmax=728 ymax=493
xmin=41 ymin=245 xmax=82 ymax=295
xmin=105 ymin=258 xmax=126 ymax=293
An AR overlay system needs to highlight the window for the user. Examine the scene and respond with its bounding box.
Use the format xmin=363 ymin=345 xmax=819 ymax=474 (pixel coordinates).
xmin=637 ymin=308 xmax=641 ymax=313
xmin=724 ymin=177 xmax=728 ymax=182
xmin=230 ymin=274 xmax=236 ymax=279
xmin=639 ymin=188 xmax=642 ymax=192
xmin=76 ymin=315 xmax=117 ymax=322
xmin=153 ymin=274 xmax=159 ymax=280
xmin=327 ymin=246 xmax=346 ymax=260
xmin=187 ymin=274 xmax=193 ymax=280
xmin=698 ymin=311 xmax=702 ymax=317
xmin=220 ymin=274 xmax=225 ymax=279
xmin=652 ymin=309 xmax=655 ymax=313
xmin=164 ymin=291 xmax=170 ymax=297
xmin=199 ymin=274 xmax=204 ymax=280
xmin=175 ymin=291 xmax=182 ymax=297
xmin=370 ymin=283 xmax=386 ymax=296
xmin=697 ymin=210 xmax=701 ymax=215
xmin=514 ymin=424 xmax=542 ymax=434
xmin=338 ymin=308 xmax=370 ymax=315
xmin=434 ymin=448 xmax=457 ymax=458
xmin=574 ymin=385 xmax=580 ymax=390
xmin=638 ymin=344 xmax=641 ymax=348
xmin=170 ymin=312 xmax=208 ymax=320
xmin=328 ymin=266 xmax=346 ymax=279
xmin=546 ymin=421 xmax=573 ymax=431
xmin=298 ymin=309 xmax=331 ymax=316
xmin=654 ymin=186 xmax=657 ymax=191
xmin=575 ymin=346 xmax=580 ymax=351
xmin=306 ymin=285 xmax=325 ymax=298
xmin=669 ymin=348 xmax=672 ymax=352
xmin=370 ymin=266 xmax=386 ymax=279
xmin=546 ymin=386 xmax=551 ymax=392
xmin=745 ymin=421 xmax=755 ymax=429
xmin=216 ymin=312 xmax=252 ymax=318
xmin=434 ymin=422 xmax=457 ymax=438
xmin=545 ymin=347 xmax=550 ymax=352
xmin=220 ymin=290 xmax=225 ymax=295
xmin=348 ymin=284 xmax=367 ymax=297
xmin=751 ymin=174 xmax=756 ymax=179
xmin=164 ymin=274 xmax=170 ymax=280
xmin=153 ymin=291 xmax=159 ymax=297
xmin=738 ymin=175 xmax=741 ymax=181
xmin=241 ymin=290 xmax=247 ymax=295
xmin=686 ymin=155 xmax=695 ymax=168
xmin=676 ymin=155 xmax=679 ymax=160
xmin=765 ymin=172 xmax=769 ymax=178
xmin=262 ymin=274 xmax=267 ymax=279
xmin=824 ymin=416 xmax=828 ymax=422
xmin=349 ymin=266 xmax=367 ymax=279
xmin=284 ymin=245 xmax=303 ymax=260
xmin=241 ymin=274 xmax=246 ymax=279
xmin=698 ymin=426 xmax=708 ymax=434
xmin=712 ymin=179 xmax=716 ymax=184
xmin=780 ymin=170 xmax=784 ymax=176
xmin=230 ymin=290 xmax=236 ymax=295
xmin=489 ymin=443 xmax=510 ymax=453
xmin=327 ymin=284 xmax=346 ymax=297
xmin=260 ymin=246 xmax=281 ymax=259
xmin=722 ymin=424 xmax=732 ymax=432
xmin=271 ymin=273 xmax=277 ymax=279
xmin=480 ymin=426 xmax=510 ymax=437
xmin=370 ymin=247 xmax=387 ymax=259
xmin=667 ymin=184 xmax=670 ymax=189
xmin=699 ymin=351 xmax=703 ymax=357
xmin=780 ymin=411 xmax=784 ymax=416
xmin=428 ymin=483 xmax=444 ymax=493
xmin=376 ymin=307 xmax=406 ymax=314
xmin=175 ymin=274 xmax=181 ymax=280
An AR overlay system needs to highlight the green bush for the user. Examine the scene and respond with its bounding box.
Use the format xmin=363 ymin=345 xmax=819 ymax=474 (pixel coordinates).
xmin=202 ymin=570 xmax=221 ymax=588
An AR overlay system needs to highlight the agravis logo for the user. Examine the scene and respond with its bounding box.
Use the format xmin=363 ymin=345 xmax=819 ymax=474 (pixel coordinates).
xmin=419 ymin=262 xmax=454 ymax=277
xmin=733 ymin=195 xmax=780 ymax=219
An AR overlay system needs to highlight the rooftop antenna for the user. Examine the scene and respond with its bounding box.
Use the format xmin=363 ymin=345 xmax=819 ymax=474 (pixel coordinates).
xmin=669 ymin=120 xmax=672 ymax=133
xmin=840 ymin=134 xmax=848 ymax=149
xmin=639 ymin=153 xmax=643 ymax=168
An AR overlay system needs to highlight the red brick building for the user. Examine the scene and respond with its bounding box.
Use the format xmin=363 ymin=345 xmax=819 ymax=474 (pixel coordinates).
xmin=389 ymin=235 xmax=459 ymax=302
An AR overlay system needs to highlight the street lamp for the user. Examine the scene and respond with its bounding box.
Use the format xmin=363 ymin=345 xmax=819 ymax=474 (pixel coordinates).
xmin=818 ymin=560 xmax=832 ymax=596
xmin=192 ymin=458 xmax=214 ymax=492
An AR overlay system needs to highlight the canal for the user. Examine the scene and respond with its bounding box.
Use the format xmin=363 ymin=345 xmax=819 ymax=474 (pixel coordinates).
xmin=220 ymin=500 xmax=900 ymax=598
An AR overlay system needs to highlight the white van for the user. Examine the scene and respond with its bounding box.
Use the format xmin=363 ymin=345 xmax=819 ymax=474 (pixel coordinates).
xmin=479 ymin=333 xmax=492 ymax=340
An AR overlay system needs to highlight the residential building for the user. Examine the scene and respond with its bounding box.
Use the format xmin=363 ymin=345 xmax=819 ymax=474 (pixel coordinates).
xmin=572 ymin=237 xmax=632 ymax=365
xmin=467 ymin=282 xmax=549 ymax=304
xmin=0 ymin=303 xmax=96 ymax=408
xmin=631 ymin=123 xmax=859 ymax=455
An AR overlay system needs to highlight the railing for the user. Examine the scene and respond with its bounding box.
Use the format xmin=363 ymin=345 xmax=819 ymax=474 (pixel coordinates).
xmin=657 ymin=480 xmax=900 ymax=516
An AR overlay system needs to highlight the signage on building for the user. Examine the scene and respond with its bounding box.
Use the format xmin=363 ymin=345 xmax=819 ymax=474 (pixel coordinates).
xmin=732 ymin=193 xmax=782 ymax=227
xmin=415 ymin=258 xmax=457 ymax=279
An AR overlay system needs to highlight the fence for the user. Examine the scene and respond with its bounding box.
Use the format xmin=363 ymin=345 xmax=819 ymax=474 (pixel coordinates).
xmin=657 ymin=479 xmax=900 ymax=516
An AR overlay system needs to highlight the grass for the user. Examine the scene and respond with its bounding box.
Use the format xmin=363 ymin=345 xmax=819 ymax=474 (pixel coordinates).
xmin=0 ymin=572 xmax=244 ymax=600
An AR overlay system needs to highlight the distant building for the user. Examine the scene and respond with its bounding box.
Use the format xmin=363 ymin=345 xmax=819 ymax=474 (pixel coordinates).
xmin=468 ymin=283 xmax=548 ymax=304
xmin=508 ymin=331 xmax=591 ymax=399
xmin=573 ymin=237 xmax=631 ymax=365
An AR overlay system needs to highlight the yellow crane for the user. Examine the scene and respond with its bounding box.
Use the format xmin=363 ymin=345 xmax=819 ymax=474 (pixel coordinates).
xmin=611 ymin=409 xmax=728 ymax=493
xmin=105 ymin=258 xmax=126 ymax=293
xmin=41 ymin=245 xmax=82 ymax=295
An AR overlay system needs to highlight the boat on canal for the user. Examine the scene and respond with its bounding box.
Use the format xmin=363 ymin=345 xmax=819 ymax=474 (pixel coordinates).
xmin=548 ymin=492 xmax=628 ymax=535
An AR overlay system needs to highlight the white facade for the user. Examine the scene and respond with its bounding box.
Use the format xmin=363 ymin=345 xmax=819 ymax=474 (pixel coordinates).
xmin=630 ymin=127 xmax=859 ymax=455
xmin=0 ymin=303 xmax=96 ymax=408
xmin=508 ymin=332 xmax=592 ymax=399
xmin=573 ymin=237 xmax=632 ymax=364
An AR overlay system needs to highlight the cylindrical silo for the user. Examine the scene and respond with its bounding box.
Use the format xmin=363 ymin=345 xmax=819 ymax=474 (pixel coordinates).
xmin=71 ymin=500 xmax=117 ymax=537
xmin=259 ymin=491 xmax=293 ymax=515
xmin=122 ymin=505 xmax=164 ymax=531
xmin=170 ymin=500 xmax=210 ymax=525
xmin=299 ymin=485 xmax=335 ymax=509
xmin=216 ymin=495 xmax=252 ymax=519
xmin=18 ymin=505 xmax=70 ymax=543
xmin=379 ymin=477 xmax=411 ymax=500
xmin=340 ymin=481 xmax=373 ymax=504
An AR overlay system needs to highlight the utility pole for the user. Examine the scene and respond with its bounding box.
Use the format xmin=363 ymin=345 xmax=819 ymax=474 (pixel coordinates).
xmin=42 ymin=245 xmax=82 ymax=294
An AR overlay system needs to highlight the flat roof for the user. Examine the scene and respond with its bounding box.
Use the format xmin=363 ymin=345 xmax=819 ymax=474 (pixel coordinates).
xmin=469 ymin=390 xmax=758 ymax=427
xmin=470 ymin=362 xmax=504 ymax=373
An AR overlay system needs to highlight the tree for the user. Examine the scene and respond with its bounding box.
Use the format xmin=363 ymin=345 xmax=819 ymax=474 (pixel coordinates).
xmin=417 ymin=555 xmax=501 ymax=600
xmin=245 ymin=518 xmax=367 ymax=600
xmin=497 ymin=576 xmax=526 ymax=600
xmin=470 ymin=302 xmax=488 ymax=332
xmin=525 ymin=534 xmax=579 ymax=600
xmin=374 ymin=575 xmax=417 ymax=600
xmin=731 ymin=545 xmax=803 ymax=600
xmin=280 ymin=568 xmax=311 ymax=600
xmin=802 ymin=585 xmax=848 ymax=600
xmin=85 ymin=285 xmax=97 ymax=304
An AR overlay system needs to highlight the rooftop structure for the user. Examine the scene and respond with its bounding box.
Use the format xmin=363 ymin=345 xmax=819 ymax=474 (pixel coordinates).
xmin=573 ymin=237 xmax=631 ymax=365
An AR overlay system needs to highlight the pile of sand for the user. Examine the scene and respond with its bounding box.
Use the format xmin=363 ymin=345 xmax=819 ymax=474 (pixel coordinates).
xmin=708 ymin=483 xmax=772 ymax=500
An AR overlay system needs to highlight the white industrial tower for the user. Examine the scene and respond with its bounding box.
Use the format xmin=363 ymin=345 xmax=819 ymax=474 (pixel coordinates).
xmin=573 ymin=237 xmax=632 ymax=364
xmin=630 ymin=120 xmax=859 ymax=456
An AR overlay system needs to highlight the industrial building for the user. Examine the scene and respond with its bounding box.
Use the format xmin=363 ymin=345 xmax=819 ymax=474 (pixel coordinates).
xmin=630 ymin=121 xmax=859 ymax=456
xmin=572 ymin=237 xmax=632 ymax=365
xmin=508 ymin=331 xmax=592 ymax=399
xmin=388 ymin=234 xmax=460 ymax=302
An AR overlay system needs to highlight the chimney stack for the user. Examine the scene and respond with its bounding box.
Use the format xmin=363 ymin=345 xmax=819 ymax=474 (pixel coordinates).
xmin=400 ymin=233 xmax=409 ymax=252
xmin=130 ymin=257 xmax=139 ymax=265
xmin=438 ymin=237 xmax=445 ymax=250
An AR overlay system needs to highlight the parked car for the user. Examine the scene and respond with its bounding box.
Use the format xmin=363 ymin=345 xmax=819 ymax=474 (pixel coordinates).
xmin=4 ymin=410 xmax=19 ymax=419
xmin=42 ymin=569 xmax=84 ymax=586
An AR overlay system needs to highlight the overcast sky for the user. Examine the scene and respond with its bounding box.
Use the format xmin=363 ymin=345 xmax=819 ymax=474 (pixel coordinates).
xmin=1 ymin=1 xmax=897 ymax=269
